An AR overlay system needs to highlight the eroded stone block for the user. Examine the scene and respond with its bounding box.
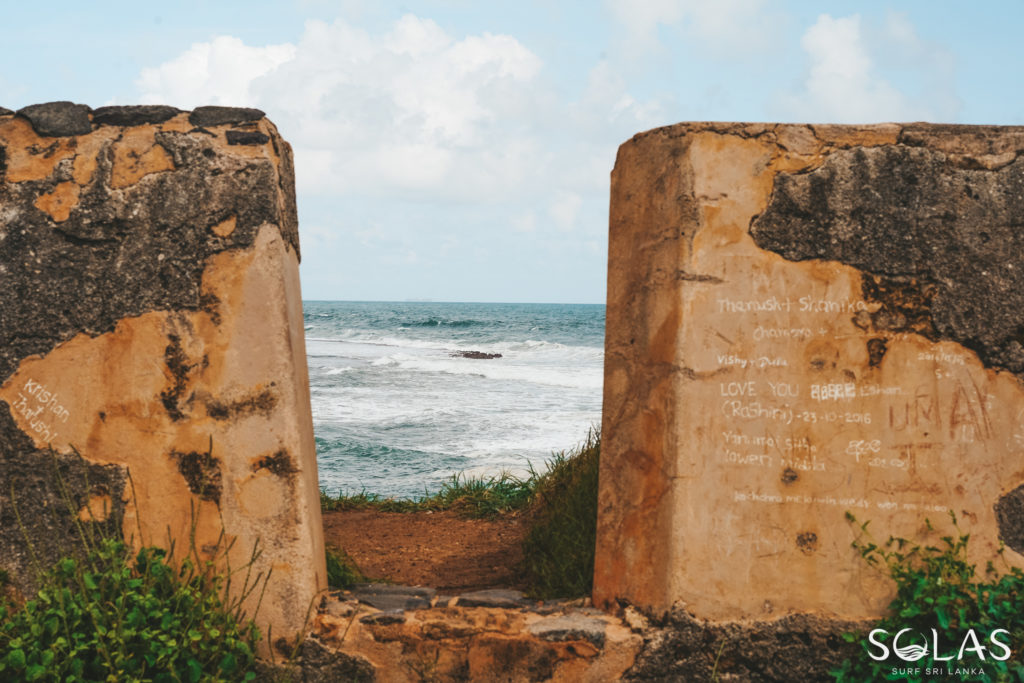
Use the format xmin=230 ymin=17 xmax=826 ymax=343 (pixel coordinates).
xmin=0 ymin=103 xmax=323 ymax=645
xmin=595 ymin=122 xmax=1024 ymax=674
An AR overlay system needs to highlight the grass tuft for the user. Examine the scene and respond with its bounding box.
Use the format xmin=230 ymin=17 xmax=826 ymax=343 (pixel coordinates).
xmin=325 ymin=545 xmax=369 ymax=590
xmin=320 ymin=470 xmax=534 ymax=519
xmin=519 ymin=430 xmax=600 ymax=600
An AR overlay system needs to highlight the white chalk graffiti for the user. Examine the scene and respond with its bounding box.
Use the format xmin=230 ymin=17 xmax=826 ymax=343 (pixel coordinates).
xmin=11 ymin=378 xmax=69 ymax=444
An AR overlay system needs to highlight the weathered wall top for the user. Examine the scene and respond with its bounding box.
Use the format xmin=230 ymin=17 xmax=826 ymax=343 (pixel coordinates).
xmin=0 ymin=101 xmax=322 ymax=651
xmin=595 ymin=121 xmax=1024 ymax=677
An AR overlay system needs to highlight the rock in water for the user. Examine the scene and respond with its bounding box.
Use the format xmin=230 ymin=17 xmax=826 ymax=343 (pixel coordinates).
xmin=451 ymin=350 xmax=503 ymax=359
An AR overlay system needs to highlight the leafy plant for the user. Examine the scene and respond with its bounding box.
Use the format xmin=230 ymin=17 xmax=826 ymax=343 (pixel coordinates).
xmin=520 ymin=430 xmax=600 ymax=599
xmin=832 ymin=511 xmax=1024 ymax=682
xmin=0 ymin=537 xmax=263 ymax=682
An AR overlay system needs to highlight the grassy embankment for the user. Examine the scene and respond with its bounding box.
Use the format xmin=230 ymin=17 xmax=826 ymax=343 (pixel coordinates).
xmin=321 ymin=431 xmax=601 ymax=599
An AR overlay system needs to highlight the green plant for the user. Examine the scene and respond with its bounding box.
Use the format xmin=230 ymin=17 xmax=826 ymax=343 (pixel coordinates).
xmin=832 ymin=511 xmax=1024 ymax=682
xmin=0 ymin=537 xmax=261 ymax=682
xmin=325 ymin=546 xmax=368 ymax=590
xmin=520 ymin=430 xmax=600 ymax=599
xmin=320 ymin=470 xmax=535 ymax=519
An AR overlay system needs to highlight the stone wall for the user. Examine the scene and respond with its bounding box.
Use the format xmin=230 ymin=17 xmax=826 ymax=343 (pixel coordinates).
xmin=595 ymin=122 xmax=1024 ymax=679
xmin=0 ymin=102 xmax=324 ymax=647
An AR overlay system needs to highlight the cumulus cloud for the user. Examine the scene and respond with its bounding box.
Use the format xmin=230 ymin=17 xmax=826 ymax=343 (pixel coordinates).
xmin=134 ymin=15 xmax=546 ymax=201
xmin=778 ymin=13 xmax=959 ymax=123
xmin=137 ymin=36 xmax=295 ymax=107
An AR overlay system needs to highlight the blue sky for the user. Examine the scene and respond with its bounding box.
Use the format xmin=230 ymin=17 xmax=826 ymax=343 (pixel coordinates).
xmin=6 ymin=1 xmax=1024 ymax=303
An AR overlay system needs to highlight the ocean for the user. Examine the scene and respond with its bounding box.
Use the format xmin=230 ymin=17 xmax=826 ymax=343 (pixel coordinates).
xmin=303 ymin=301 xmax=605 ymax=498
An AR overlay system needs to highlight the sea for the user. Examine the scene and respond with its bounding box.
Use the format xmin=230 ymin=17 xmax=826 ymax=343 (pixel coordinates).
xmin=303 ymin=301 xmax=605 ymax=498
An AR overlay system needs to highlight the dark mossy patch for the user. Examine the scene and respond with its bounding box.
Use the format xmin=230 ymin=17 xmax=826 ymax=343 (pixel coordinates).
xmin=205 ymin=388 xmax=277 ymax=421
xmin=866 ymin=338 xmax=888 ymax=367
xmin=995 ymin=483 xmax=1024 ymax=554
xmin=0 ymin=119 xmax=298 ymax=385
xmin=189 ymin=106 xmax=264 ymax=128
xmin=751 ymin=144 xmax=1024 ymax=380
xmin=17 ymin=101 xmax=92 ymax=137
xmin=159 ymin=334 xmax=196 ymax=421
xmin=91 ymin=105 xmax=183 ymax=127
xmin=168 ymin=445 xmax=222 ymax=503
xmin=0 ymin=406 xmax=127 ymax=600
xmin=252 ymin=448 xmax=297 ymax=479
xmin=226 ymin=130 xmax=270 ymax=146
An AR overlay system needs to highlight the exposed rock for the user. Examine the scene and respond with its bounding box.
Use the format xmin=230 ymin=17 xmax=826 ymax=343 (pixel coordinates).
xmin=351 ymin=583 xmax=435 ymax=611
xmin=255 ymin=638 xmax=375 ymax=683
xmin=457 ymin=588 xmax=531 ymax=608
xmin=451 ymin=350 xmax=503 ymax=360
xmin=189 ymin=105 xmax=265 ymax=128
xmin=92 ymin=105 xmax=183 ymax=126
xmin=360 ymin=610 xmax=407 ymax=625
xmin=352 ymin=583 xmax=436 ymax=598
xmin=313 ymin=597 xmax=642 ymax=682
xmin=624 ymin=609 xmax=861 ymax=682
xmin=227 ymin=129 xmax=271 ymax=146
xmin=527 ymin=614 xmax=607 ymax=648
xmin=17 ymin=101 xmax=92 ymax=136
xmin=0 ymin=107 xmax=12 ymax=116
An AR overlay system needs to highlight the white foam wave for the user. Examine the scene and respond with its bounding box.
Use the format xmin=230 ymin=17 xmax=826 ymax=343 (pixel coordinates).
xmin=325 ymin=366 xmax=354 ymax=375
xmin=374 ymin=354 xmax=602 ymax=390
xmin=306 ymin=332 xmax=602 ymax=363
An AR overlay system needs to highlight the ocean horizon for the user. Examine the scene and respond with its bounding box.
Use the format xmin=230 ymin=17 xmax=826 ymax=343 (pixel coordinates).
xmin=303 ymin=300 xmax=605 ymax=498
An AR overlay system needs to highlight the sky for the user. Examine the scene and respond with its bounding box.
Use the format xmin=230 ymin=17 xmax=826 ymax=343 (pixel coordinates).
xmin=4 ymin=1 xmax=1024 ymax=303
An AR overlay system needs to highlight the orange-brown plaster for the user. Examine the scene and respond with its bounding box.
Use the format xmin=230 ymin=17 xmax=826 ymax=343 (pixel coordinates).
xmin=110 ymin=126 xmax=176 ymax=189
xmin=33 ymin=181 xmax=80 ymax=222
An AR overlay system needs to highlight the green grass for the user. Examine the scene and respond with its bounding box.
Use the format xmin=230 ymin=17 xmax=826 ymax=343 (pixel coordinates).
xmin=519 ymin=430 xmax=600 ymax=600
xmin=325 ymin=546 xmax=369 ymax=590
xmin=320 ymin=470 xmax=535 ymax=519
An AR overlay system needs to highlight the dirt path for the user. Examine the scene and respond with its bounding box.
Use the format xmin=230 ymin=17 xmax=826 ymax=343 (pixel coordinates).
xmin=321 ymin=510 xmax=528 ymax=592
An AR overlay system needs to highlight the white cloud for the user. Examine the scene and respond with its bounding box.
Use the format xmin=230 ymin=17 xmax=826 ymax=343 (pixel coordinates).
xmin=137 ymin=36 xmax=295 ymax=107
xmin=134 ymin=16 xmax=548 ymax=202
xmin=778 ymin=13 xmax=958 ymax=123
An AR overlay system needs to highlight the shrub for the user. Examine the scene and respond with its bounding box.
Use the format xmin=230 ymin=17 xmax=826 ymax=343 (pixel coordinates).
xmin=520 ymin=430 xmax=600 ymax=599
xmin=832 ymin=512 xmax=1024 ymax=682
xmin=0 ymin=538 xmax=261 ymax=682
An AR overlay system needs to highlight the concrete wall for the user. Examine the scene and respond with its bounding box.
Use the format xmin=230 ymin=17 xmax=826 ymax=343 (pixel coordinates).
xmin=0 ymin=102 xmax=325 ymax=647
xmin=595 ymin=122 xmax=1024 ymax=675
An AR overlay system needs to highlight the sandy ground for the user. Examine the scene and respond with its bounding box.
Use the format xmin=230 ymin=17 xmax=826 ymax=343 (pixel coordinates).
xmin=321 ymin=509 xmax=528 ymax=592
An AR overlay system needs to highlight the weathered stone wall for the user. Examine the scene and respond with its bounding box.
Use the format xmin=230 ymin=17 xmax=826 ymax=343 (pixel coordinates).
xmin=0 ymin=102 xmax=324 ymax=647
xmin=595 ymin=122 xmax=1024 ymax=679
